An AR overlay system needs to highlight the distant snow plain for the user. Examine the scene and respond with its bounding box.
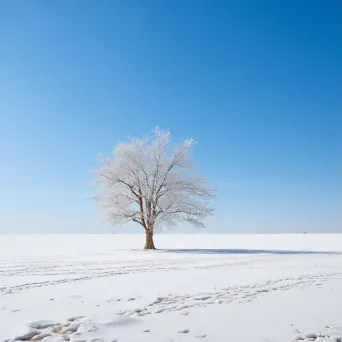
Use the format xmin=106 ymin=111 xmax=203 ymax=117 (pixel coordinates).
xmin=1 ymin=234 xmax=342 ymax=342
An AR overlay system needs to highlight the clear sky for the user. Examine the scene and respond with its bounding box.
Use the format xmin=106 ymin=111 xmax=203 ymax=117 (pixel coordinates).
xmin=0 ymin=0 xmax=341 ymax=234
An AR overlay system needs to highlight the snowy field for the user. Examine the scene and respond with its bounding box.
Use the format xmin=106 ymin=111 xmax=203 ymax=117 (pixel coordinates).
xmin=1 ymin=234 xmax=342 ymax=342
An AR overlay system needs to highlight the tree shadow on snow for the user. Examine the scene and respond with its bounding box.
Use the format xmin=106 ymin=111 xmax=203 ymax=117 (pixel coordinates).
xmin=164 ymin=248 xmax=341 ymax=255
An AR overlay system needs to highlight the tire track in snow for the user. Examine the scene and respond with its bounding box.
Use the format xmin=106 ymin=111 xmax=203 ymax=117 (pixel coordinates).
xmin=0 ymin=256 xmax=269 ymax=293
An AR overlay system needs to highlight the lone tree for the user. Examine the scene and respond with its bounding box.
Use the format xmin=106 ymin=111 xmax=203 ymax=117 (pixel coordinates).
xmin=92 ymin=128 xmax=214 ymax=250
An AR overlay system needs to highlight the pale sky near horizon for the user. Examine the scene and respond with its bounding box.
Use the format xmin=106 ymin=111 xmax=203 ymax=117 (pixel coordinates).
xmin=0 ymin=1 xmax=341 ymax=234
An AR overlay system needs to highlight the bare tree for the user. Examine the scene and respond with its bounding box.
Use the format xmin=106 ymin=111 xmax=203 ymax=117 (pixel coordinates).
xmin=92 ymin=128 xmax=215 ymax=250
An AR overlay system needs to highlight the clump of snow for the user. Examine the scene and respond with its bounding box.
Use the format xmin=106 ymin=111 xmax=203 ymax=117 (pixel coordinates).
xmin=13 ymin=329 xmax=40 ymax=341
xmin=28 ymin=321 xmax=56 ymax=330
xmin=31 ymin=333 xmax=52 ymax=341
xmin=293 ymin=325 xmax=342 ymax=342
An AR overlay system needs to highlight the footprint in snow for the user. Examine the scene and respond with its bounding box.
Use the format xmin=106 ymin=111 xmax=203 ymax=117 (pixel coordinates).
xmin=178 ymin=329 xmax=190 ymax=334
xmin=194 ymin=296 xmax=211 ymax=301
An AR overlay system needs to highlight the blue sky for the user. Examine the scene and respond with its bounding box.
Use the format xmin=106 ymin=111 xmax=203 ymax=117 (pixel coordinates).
xmin=0 ymin=0 xmax=341 ymax=234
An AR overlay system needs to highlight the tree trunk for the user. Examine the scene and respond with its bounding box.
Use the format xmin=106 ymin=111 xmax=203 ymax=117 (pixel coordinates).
xmin=144 ymin=230 xmax=156 ymax=250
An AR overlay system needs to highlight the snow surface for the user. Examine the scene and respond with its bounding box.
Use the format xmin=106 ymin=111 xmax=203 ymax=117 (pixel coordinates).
xmin=1 ymin=234 xmax=342 ymax=342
